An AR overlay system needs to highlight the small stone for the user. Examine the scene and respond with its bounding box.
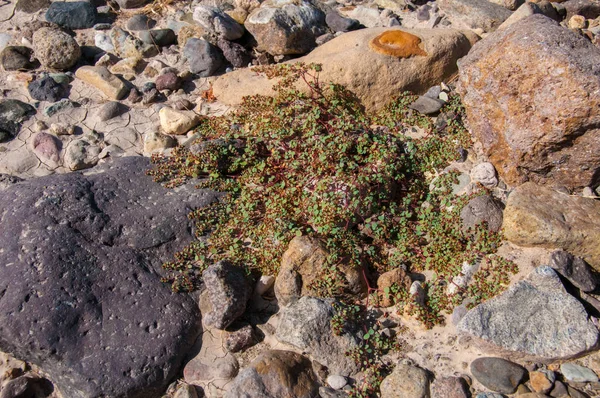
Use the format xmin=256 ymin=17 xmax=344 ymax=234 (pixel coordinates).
xmin=32 ymin=28 xmax=81 ymax=71
xmin=470 ymin=357 xmax=527 ymax=394
xmin=254 ymin=275 xmax=275 ymax=296
xmin=127 ymin=88 xmax=142 ymax=103
xmin=1 ymin=46 xmax=38 ymax=71
xmin=568 ymin=14 xmax=587 ymax=29
xmin=417 ymin=5 xmax=431 ymax=21
xmin=95 ymin=32 xmax=114 ymax=52
xmin=202 ymin=261 xmax=251 ymax=330
xmin=115 ymin=0 xmax=150 ymax=10
xmin=110 ymin=27 xmax=158 ymax=59
xmin=409 ymin=96 xmax=445 ymax=114
xmin=49 ymin=122 xmax=75 ymax=136
xmin=173 ymin=384 xmax=198 ymax=398
xmin=549 ymin=250 xmax=597 ymax=292
xmin=126 ymin=14 xmax=156 ymax=31
xmin=460 ymin=195 xmax=504 ymax=233
xmin=28 ymin=76 xmax=67 ymax=102
xmin=549 ymin=380 xmax=568 ymax=397
xmin=380 ymin=363 xmax=430 ymax=398
xmin=65 ymin=139 xmax=100 ymax=171
xmin=172 ymin=99 xmax=193 ymax=111
xmin=95 ymin=101 xmax=128 ymax=121
xmin=45 ymin=1 xmax=97 ymax=30
xmin=560 ymin=363 xmax=599 ymax=383
xmin=475 ymin=393 xmax=504 ymax=398
xmin=224 ymin=324 xmax=255 ymax=353
xmin=32 ymin=132 xmax=61 ymax=163
xmin=75 ymin=66 xmax=129 ymax=100
xmin=143 ymin=131 xmax=177 ymax=154
xmin=159 ymin=107 xmax=200 ymax=135
xmin=155 ymin=72 xmax=181 ymax=91
xmin=183 ymin=38 xmax=224 ymax=77
xmin=43 ymin=99 xmax=74 ymax=117
xmin=327 ymin=375 xmax=347 ymax=390
xmin=16 ymin=0 xmax=50 ymax=13
xmin=470 ymin=162 xmax=498 ymax=188
xmin=139 ymin=29 xmax=177 ymax=47
xmin=325 ymin=11 xmax=360 ymax=32
xmin=0 ymin=376 xmax=45 ymax=398
xmin=529 ymin=370 xmax=554 ymax=393
xmin=193 ymin=5 xmax=244 ymax=40
xmin=583 ymin=186 xmax=595 ymax=197
xmin=142 ymin=88 xmax=161 ymax=105
xmin=217 ymin=38 xmax=252 ymax=69
xmin=93 ymin=23 xmax=112 ymax=30
xmin=431 ymin=376 xmax=470 ymax=398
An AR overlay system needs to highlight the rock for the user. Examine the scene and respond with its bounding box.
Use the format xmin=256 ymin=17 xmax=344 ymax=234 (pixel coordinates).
xmin=202 ymin=261 xmax=251 ymax=329
xmin=193 ymin=5 xmax=244 ymax=40
xmin=224 ymin=324 xmax=255 ymax=352
xmin=64 ymin=139 xmax=100 ymax=171
xmin=0 ymin=174 xmax=23 ymax=191
xmin=109 ymin=57 xmax=142 ymax=77
xmin=377 ymin=268 xmax=411 ymax=307
xmin=159 ymin=107 xmax=200 ymax=135
xmin=110 ymin=27 xmax=158 ymax=59
xmin=115 ymin=0 xmax=150 ymax=9
xmin=173 ymin=384 xmax=198 ymax=398
xmin=409 ymin=95 xmax=445 ymax=114
xmin=42 ymin=99 xmax=74 ymax=117
xmin=458 ymin=15 xmax=600 ymax=189
xmin=0 ymin=375 xmax=47 ymax=398
xmin=144 ymin=131 xmax=177 ymax=154
xmin=183 ymin=38 xmax=224 ymax=76
xmin=139 ymin=29 xmax=177 ymax=47
xmin=16 ymin=0 xmax=50 ymax=13
xmin=568 ymin=14 xmax=587 ymax=29
xmin=126 ymin=14 xmax=157 ymax=31
xmin=245 ymin=0 xmax=326 ymax=55
xmin=155 ymin=72 xmax=181 ymax=91
xmin=213 ymin=27 xmax=475 ymax=112
xmin=28 ymin=75 xmax=67 ymax=102
xmin=498 ymin=2 xmax=544 ymax=29
xmin=255 ymin=275 xmax=275 ymax=296
xmin=470 ymin=162 xmax=498 ymax=188
xmin=560 ymin=363 xmax=599 ymax=383
xmin=470 ymin=357 xmax=526 ymax=394
xmin=460 ymin=195 xmax=504 ymax=233
xmin=95 ymin=32 xmax=114 ymax=52
xmin=275 ymin=297 xmax=360 ymax=375
xmin=45 ymin=1 xmax=97 ymax=30
xmin=49 ymin=122 xmax=75 ymax=136
xmin=327 ymin=375 xmax=347 ymax=390
xmin=32 ymin=132 xmax=61 ymax=163
xmin=325 ymin=11 xmax=360 ymax=32
xmin=0 ymin=99 xmax=36 ymax=143
xmin=458 ymin=266 xmax=599 ymax=361
xmin=1 ymin=46 xmax=38 ymax=71
xmin=319 ymin=387 xmax=348 ymax=398
xmin=431 ymin=376 xmax=470 ymax=398
xmin=75 ymin=66 xmax=129 ymax=100
xmin=217 ymin=38 xmax=252 ymax=68
xmin=503 ymin=182 xmax=600 ymax=270
xmin=380 ymin=363 xmax=431 ymax=398
xmin=0 ymin=157 xmax=216 ymax=397
xmin=224 ymin=350 xmax=319 ymax=398
xmin=177 ymin=25 xmax=206 ymax=47
xmin=549 ymin=250 xmax=597 ymax=292
xmin=530 ymin=370 xmax=555 ymax=394
xmin=489 ymin=0 xmax=524 ymax=10
xmin=274 ymin=235 xmax=365 ymax=306
xmin=563 ymin=0 xmax=600 ymax=20
xmin=96 ymin=101 xmax=129 ymax=121
xmin=32 ymin=27 xmax=81 ymax=71
xmin=342 ymin=6 xmax=381 ymax=28
xmin=438 ymin=0 xmax=512 ymax=32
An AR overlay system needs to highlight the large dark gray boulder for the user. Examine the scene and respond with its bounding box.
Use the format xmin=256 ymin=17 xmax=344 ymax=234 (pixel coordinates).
xmin=0 ymin=157 xmax=219 ymax=398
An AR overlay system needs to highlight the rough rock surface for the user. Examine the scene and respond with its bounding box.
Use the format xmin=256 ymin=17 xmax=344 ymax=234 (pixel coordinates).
xmin=549 ymin=250 xmax=597 ymax=292
xmin=45 ymin=1 xmax=97 ymax=30
xmin=213 ymin=27 xmax=476 ymax=111
xmin=224 ymin=350 xmax=319 ymax=398
xmin=458 ymin=266 xmax=599 ymax=361
xmin=0 ymin=157 xmax=219 ymax=397
xmin=32 ymin=27 xmax=81 ymax=71
xmin=275 ymin=296 xmax=360 ymax=376
xmin=458 ymin=15 xmax=600 ymax=189
xmin=460 ymin=194 xmax=504 ymax=233
xmin=380 ymin=363 xmax=431 ymax=398
xmin=502 ymin=182 xmax=600 ymax=270
xmin=438 ymin=0 xmax=512 ymax=31
xmin=0 ymin=99 xmax=35 ymax=142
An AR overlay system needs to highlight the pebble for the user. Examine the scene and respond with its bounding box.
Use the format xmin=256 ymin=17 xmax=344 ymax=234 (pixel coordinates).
xmin=126 ymin=14 xmax=157 ymax=31
xmin=155 ymin=72 xmax=181 ymax=91
xmin=43 ymin=99 xmax=74 ymax=117
xmin=327 ymin=375 xmax=348 ymax=390
xmin=529 ymin=370 xmax=554 ymax=393
xmin=139 ymin=29 xmax=177 ymax=47
xmin=65 ymin=139 xmax=100 ymax=171
xmin=549 ymin=380 xmax=568 ymax=397
xmin=193 ymin=5 xmax=244 ymax=40
xmin=470 ymin=357 xmax=527 ymax=394
xmin=49 ymin=123 xmax=75 ymax=136
xmin=224 ymin=324 xmax=255 ymax=353
xmin=95 ymin=32 xmax=115 ymax=52
xmin=1 ymin=46 xmax=38 ymax=71
xmin=143 ymin=130 xmax=177 ymax=154
xmin=159 ymin=107 xmax=200 ymax=135
xmin=470 ymin=162 xmax=498 ymax=188
xmin=325 ymin=11 xmax=360 ymax=32
xmin=93 ymin=23 xmax=113 ymax=30
xmin=32 ymin=132 xmax=61 ymax=163
xmin=560 ymin=363 xmax=599 ymax=383
xmin=45 ymin=1 xmax=98 ymax=30
xmin=96 ymin=101 xmax=128 ymax=121
xmin=409 ymin=95 xmax=445 ymax=114
xmin=549 ymin=250 xmax=597 ymax=292
xmin=254 ymin=275 xmax=275 ymax=296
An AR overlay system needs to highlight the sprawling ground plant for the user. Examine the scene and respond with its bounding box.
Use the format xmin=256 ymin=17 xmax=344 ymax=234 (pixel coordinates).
xmin=148 ymin=62 xmax=516 ymax=322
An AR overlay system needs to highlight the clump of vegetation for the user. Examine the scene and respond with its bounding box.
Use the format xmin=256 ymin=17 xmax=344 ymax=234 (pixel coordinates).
xmin=148 ymin=62 xmax=516 ymax=321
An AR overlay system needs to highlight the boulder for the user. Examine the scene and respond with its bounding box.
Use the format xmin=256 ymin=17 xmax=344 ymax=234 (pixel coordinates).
xmin=45 ymin=1 xmax=97 ymax=30
xmin=274 ymin=235 xmax=365 ymax=306
xmin=213 ymin=27 xmax=475 ymax=111
xmin=244 ymin=0 xmax=326 ymax=55
xmin=32 ymin=27 xmax=81 ymax=71
xmin=224 ymin=350 xmax=319 ymax=398
xmin=458 ymin=15 xmax=600 ymax=189
xmin=275 ymin=296 xmax=360 ymax=376
xmin=0 ymin=157 xmax=219 ymax=397
xmin=438 ymin=0 xmax=512 ymax=32
xmin=75 ymin=66 xmax=129 ymax=100
xmin=457 ymin=266 xmax=599 ymax=361
xmin=502 ymin=182 xmax=600 ymax=270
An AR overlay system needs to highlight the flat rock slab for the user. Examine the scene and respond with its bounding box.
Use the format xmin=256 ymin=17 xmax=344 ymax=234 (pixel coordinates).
xmin=458 ymin=266 xmax=599 ymax=362
xmin=0 ymin=157 xmax=219 ymax=397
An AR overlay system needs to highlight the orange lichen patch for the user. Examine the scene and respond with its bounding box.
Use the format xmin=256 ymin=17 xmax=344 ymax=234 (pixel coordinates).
xmin=369 ymin=30 xmax=428 ymax=58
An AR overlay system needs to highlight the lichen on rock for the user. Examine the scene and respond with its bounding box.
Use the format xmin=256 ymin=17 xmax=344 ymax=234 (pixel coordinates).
xmin=369 ymin=30 xmax=428 ymax=57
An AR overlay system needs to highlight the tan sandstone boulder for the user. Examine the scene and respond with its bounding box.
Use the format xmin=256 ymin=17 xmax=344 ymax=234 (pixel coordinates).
xmin=213 ymin=27 xmax=476 ymax=111
xmin=458 ymin=15 xmax=600 ymax=190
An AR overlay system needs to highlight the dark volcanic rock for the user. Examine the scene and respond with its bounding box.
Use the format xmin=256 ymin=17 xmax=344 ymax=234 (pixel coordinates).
xmin=0 ymin=46 xmax=38 ymax=71
xmin=28 ymin=76 xmax=67 ymax=102
xmin=0 ymin=99 xmax=36 ymax=143
xmin=0 ymin=157 xmax=220 ymax=398
xmin=45 ymin=1 xmax=97 ymax=30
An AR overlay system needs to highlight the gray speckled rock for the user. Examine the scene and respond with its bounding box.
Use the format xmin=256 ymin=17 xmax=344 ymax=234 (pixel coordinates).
xmin=275 ymin=296 xmax=360 ymax=376
xmin=45 ymin=1 xmax=97 ymax=30
xmin=202 ymin=261 xmax=252 ymax=330
xmin=183 ymin=38 xmax=223 ymax=77
xmin=458 ymin=266 xmax=599 ymax=361
xmin=0 ymin=157 xmax=219 ymax=398
xmin=193 ymin=5 xmax=244 ymax=40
